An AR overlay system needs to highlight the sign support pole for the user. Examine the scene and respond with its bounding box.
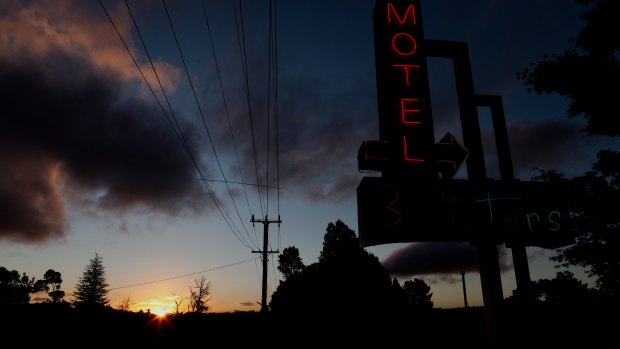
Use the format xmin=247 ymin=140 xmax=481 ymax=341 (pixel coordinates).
xmin=426 ymin=39 xmax=505 ymax=349
xmin=361 ymin=3 xmax=572 ymax=347
xmin=477 ymin=94 xmax=532 ymax=304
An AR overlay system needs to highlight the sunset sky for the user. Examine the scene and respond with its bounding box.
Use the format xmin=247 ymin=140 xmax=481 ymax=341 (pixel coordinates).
xmin=1 ymin=0 xmax=617 ymax=314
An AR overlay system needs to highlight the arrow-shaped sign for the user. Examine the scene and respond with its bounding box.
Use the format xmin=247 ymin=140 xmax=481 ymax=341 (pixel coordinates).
xmin=431 ymin=132 xmax=469 ymax=179
xmin=358 ymin=132 xmax=468 ymax=178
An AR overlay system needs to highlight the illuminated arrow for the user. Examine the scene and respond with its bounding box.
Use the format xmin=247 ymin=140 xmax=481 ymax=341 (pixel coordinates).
xmin=432 ymin=132 xmax=469 ymax=179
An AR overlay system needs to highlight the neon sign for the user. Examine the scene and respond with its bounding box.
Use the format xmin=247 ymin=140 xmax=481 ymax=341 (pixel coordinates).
xmin=359 ymin=0 xmax=438 ymax=177
xmin=357 ymin=1 xmax=571 ymax=248
xmin=357 ymin=177 xmax=573 ymax=248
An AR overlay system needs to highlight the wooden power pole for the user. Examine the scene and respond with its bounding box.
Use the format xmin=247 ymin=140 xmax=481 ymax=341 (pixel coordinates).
xmin=251 ymin=215 xmax=281 ymax=312
xmin=461 ymin=271 xmax=469 ymax=308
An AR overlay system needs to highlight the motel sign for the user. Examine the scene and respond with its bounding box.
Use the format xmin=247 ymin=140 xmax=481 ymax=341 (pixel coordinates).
xmin=356 ymin=0 xmax=572 ymax=248
xmin=359 ymin=0 xmax=468 ymax=179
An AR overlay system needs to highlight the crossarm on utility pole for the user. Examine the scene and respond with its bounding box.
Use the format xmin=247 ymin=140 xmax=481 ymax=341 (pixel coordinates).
xmin=251 ymin=215 xmax=282 ymax=312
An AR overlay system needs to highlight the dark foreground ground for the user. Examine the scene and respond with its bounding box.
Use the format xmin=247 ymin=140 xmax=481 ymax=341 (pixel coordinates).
xmin=1 ymin=303 xmax=615 ymax=348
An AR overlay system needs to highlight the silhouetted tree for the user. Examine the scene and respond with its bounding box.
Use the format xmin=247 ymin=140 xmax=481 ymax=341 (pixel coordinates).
xmin=532 ymin=153 xmax=620 ymax=301
xmin=518 ymin=0 xmax=620 ymax=302
xmin=270 ymin=220 xmax=407 ymax=316
xmin=171 ymin=291 xmax=184 ymax=314
xmin=390 ymin=277 xmax=408 ymax=307
xmin=561 ymin=153 xmax=620 ymax=298
xmin=402 ymin=279 xmax=434 ymax=309
xmin=506 ymin=270 xmax=597 ymax=307
xmin=535 ymin=270 xmax=596 ymax=305
xmin=318 ymin=219 xmax=360 ymax=263
xmin=0 ymin=266 xmax=44 ymax=304
xmin=73 ymin=253 xmax=110 ymax=307
xmin=117 ymin=296 xmax=133 ymax=311
xmin=517 ymin=0 xmax=620 ymax=136
xmin=39 ymin=269 xmax=65 ymax=302
xmin=277 ymin=246 xmax=305 ymax=281
xmin=188 ymin=276 xmax=211 ymax=313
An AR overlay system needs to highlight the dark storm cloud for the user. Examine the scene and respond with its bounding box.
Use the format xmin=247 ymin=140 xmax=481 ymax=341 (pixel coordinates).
xmin=273 ymin=75 xmax=378 ymax=202
xmin=0 ymin=149 xmax=67 ymax=244
xmin=216 ymin=69 xmax=379 ymax=204
xmin=0 ymin=51 xmax=206 ymax=243
xmin=382 ymin=242 xmax=512 ymax=279
xmin=202 ymin=0 xmax=380 ymax=205
xmin=506 ymin=120 xmax=594 ymax=179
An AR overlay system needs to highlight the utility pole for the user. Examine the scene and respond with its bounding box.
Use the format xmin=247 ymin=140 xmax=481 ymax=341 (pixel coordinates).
xmin=251 ymin=214 xmax=281 ymax=313
xmin=461 ymin=270 xmax=469 ymax=308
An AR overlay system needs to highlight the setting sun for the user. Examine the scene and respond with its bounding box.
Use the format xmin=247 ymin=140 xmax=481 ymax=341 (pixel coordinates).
xmin=131 ymin=297 xmax=177 ymax=317
xmin=153 ymin=309 xmax=169 ymax=317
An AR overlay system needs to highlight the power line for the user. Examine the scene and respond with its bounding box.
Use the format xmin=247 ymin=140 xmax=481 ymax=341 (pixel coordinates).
xmin=99 ymin=0 xmax=254 ymax=250
xmin=201 ymin=0 xmax=259 ymax=249
xmin=233 ymin=0 xmax=265 ymax=217
xmin=199 ymin=178 xmax=282 ymax=190
xmin=274 ymin=0 xmax=281 ymax=219
xmin=266 ymin=0 xmax=273 ymax=215
xmin=97 ymin=0 xmax=183 ymax=148
xmin=161 ymin=0 xmax=255 ymax=249
xmin=109 ymin=257 xmax=259 ymax=291
xmin=122 ymin=0 xmax=191 ymax=159
xmin=269 ymin=0 xmax=281 ymax=219
xmin=100 ymin=0 xmax=285 ymax=310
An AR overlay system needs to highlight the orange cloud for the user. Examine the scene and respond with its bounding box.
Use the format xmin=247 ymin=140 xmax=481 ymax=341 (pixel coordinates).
xmin=0 ymin=0 xmax=180 ymax=92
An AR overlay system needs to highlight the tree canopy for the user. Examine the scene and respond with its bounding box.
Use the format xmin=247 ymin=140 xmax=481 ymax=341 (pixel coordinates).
xmin=73 ymin=253 xmax=110 ymax=308
xmin=534 ymin=152 xmax=620 ymax=299
xmin=41 ymin=269 xmax=65 ymax=303
xmin=402 ymin=279 xmax=434 ymax=310
xmin=519 ymin=0 xmax=620 ymax=302
xmin=517 ymin=0 xmax=620 ymax=136
xmin=0 ymin=267 xmax=40 ymax=304
xmin=318 ymin=220 xmax=360 ymax=264
xmin=277 ymin=246 xmax=305 ymax=281
xmin=188 ymin=276 xmax=212 ymax=313
xmin=0 ymin=267 xmax=60 ymax=304
xmin=270 ymin=220 xmax=411 ymax=316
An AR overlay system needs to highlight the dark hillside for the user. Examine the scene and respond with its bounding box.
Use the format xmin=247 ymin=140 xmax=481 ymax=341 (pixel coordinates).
xmin=0 ymin=303 xmax=614 ymax=348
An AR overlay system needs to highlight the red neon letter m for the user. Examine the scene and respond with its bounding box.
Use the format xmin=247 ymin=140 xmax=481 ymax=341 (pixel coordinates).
xmin=387 ymin=3 xmax=416 ymax=25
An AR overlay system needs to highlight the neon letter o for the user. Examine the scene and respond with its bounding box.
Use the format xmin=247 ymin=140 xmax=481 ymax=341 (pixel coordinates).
xmin=391 ymin=32 xmax=417 ymax=56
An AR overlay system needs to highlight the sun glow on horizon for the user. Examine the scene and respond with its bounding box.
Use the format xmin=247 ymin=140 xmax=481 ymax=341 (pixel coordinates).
xmin=131 ymin=297 xmax=178 ymax=316
xmin=153 ymin=308 xmax=169 ymax=317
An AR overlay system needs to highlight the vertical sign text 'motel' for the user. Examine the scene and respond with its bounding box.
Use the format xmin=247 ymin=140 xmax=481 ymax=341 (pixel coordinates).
xmin=359 ymin=0 xmax=437 ymax=178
